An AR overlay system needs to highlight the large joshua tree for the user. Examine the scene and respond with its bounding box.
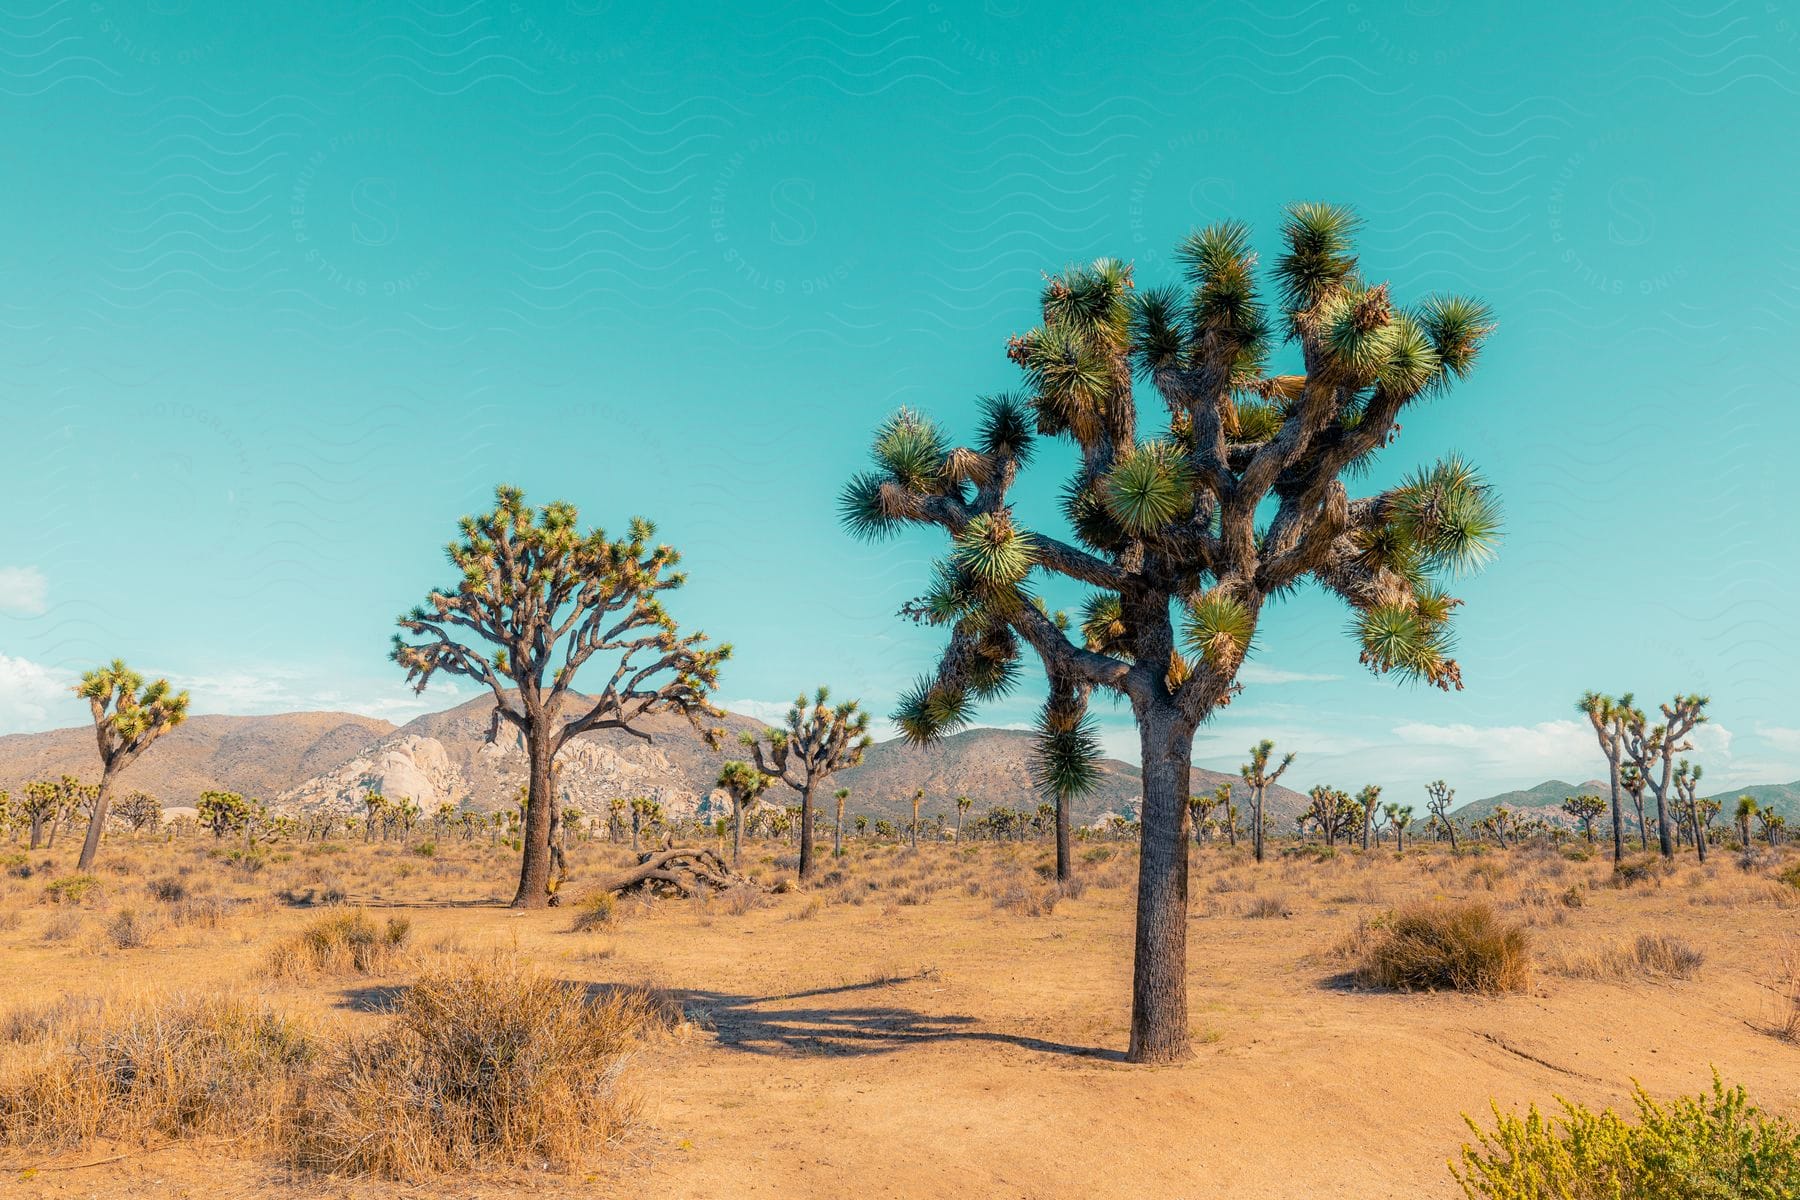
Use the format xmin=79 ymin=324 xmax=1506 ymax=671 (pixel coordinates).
xmin=74 ymin=660 xmax=190 ymax=870
xmin=744 ymin=687 xmax=873 ymax=880
xmin=841 ymin=205 xmax=1500 ymax=1062
xmin=393 ymin=486 xmax=730 ymax=908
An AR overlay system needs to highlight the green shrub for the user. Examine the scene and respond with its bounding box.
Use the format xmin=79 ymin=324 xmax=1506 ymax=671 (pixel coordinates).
xmin=1353 ymin=900 xmax=1530 ymax=994
xmin=1776 ymin=861 xmax=1800 ymax=891
xmin=1453 ymin=1073 xmax=1800 ymax=1199
xmin=42 ymin=874 xmax=102 ymax=906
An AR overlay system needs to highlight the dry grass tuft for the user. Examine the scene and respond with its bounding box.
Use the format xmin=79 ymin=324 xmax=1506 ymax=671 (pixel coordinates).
xmin=290 ymin=955 xmax=664 ymax=1179
xmin=1353 ymin=901 xmax=1531 ymax=994
xmin=1245 ymin=892 xmax=1293 ymax=919
xmin=0 ymin=993 xmax=312 ymax=1149
xmin=265 ymin=910 xmax=411 ymax=979
xmin=568 ymin=889 xmax=618 ymax=932
xmin=1547 ymin=933 xmax=1705 ymax=982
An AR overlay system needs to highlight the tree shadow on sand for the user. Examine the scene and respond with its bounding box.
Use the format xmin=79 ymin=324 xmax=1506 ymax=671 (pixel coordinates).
xmin=626 ymin=975 xmax=1125 ymax=1062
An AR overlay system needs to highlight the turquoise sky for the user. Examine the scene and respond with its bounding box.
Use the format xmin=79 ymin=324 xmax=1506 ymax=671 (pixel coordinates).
xmin=2 ymin=1 xmax=1795 ymax=801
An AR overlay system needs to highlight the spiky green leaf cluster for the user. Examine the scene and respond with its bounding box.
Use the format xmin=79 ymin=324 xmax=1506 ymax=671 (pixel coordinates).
xmin=1102 ymin=441 xmax=1193 ymax=535
xmin=1354 ymin=601 xmax=1458 ymax=689
xmin=951 ymin=511 xmax=1036 ymax=588
xmin=1389 ymin=455 xmax=1502 ymax=575
xmin=892 ymin=675 xmax=973 ymax=745
xmin=1182 ymin=591 xmax=1255 ymax=670
xmin=1031 ymin=707 xmax=1103 ymax=801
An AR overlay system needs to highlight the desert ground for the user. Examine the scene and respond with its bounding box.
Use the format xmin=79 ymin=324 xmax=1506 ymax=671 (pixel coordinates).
xmin=2 ymin=833 xmax=1797 ymax=1199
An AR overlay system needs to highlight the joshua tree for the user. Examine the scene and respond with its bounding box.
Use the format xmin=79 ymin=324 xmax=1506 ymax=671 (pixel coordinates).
xmin=73 ymin=660 xmax=190 ymax=870
xmin=1186 ymin=790 xmax=1212 ymax=846
xmin=197 ymin=790 xmax=252 ymax=839
xmin=1241 ymin=740 xmax=1295 ymax=864
xmin=909 ymin=787 xmax=926 ymax=849
xmin=1578 ymin=692 xmax=1634 ymax=866
xmin=1671 ymin=759 xmax=1710 ymax=862
xmin=607 ymin=795 xmax=627 ymax=842
xmin=716 ymin=761 xmax=771 ymax=868
xmin=1619 ymin=765 xmax=1649 ymax=851
xmin=1424 ymin=779 xmax=1458 ymax=851
xmin=1356 ymin=783 xmax=1383 ymax=851
xmin=113 ymin=791 xmax=163 ymax=833
xmin=833 ymin=787 xmax=851 ymax=857
xmin=1303 ymin=786 xmax=1357 ymax=847
xmin=393 ymin=486 xmax=729 ymax=908
xmin=744 ymin=687 xmax=872 ymax=880
xmin=19 ymin=778 xmax=74 ymax=849
xmin=953 ymin=794 xmax=972 ymax=843
xmin=1480 ymin=804 xmax=1518 ymax=849
xmin=1390 ymin=803 xmax=1414 ymax=852
xmin=1620 ymin=693 xmax=1708 ymax=860
xmin=1755 ymin=807 xmax=1785 ymax=847
xmin=1735 ymin=796 xmax=1758 ymax=852
xmin=854 ymin=814 xmax=869 ymax=837
xmin=840 ymin=207 xmax=1499 ymax=1061
xmin=1561 ymin=794 xmax=1605 ymax=845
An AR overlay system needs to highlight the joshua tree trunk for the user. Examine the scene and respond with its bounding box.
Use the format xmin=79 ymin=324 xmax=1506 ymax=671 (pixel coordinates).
xmin=75 ymin=772 xmax=118 ymax=871
xmin=1633 ymin=797 xmax=1647 ymax=852
xmin=834 ymin=793 xmax=846 ymax=859
xmin=1394 ymin=823 xmax=1403 ymax=854
xmin=510 ymin=732 xmax=555 ymax=909
xmin=731 ymin=804 xmax=745 ymax=869
xmin=28 ymin=812 xmax=45 ymax=851
xmin=1251 ymin=788 xmax=1266 ymax=864
xmin=797 ymin=785 xmax=817 ymax=878
xmin=1055 ymin=795 xmax=1072 ymax=882
xmin=1128 ymin=709 xmax=1194 ymax=1064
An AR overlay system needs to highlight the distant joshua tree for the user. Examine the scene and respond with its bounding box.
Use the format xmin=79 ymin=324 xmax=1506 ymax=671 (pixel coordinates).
xmin=909 ymin=788 xmax=926 ymax=850
xmin=392 ymin=486 xmax=729 ymax=909
xmin=954 ymin=794 xmax=972 ymax=844
xmin=1671 ymin=759 xmax=1712 ymax=862
xmin=1304 ymin=786 xmax=1355 ymax=848
xmin=833 ymin=787 xmax=851 ymax=858
xmin=1561 ymin=794 xmax=1605 ymax=845
xmin=1619 ymin=764 xmax=1649 ymax=852
xmin=1241 ymin=740 xmax=1295 ymax=864
xmin=74 ymin=660 xmax=190 ymax=870
xmin=1735 ymin=795 xmax=1759 ymax=852
xmin=842 ymin=207 xmax=1501 ymax=1062
xmin=1424 ymin=779 xmax=1457 ymax=851
xmin=1356 ymin=784 xmax=1383 ymax=851
xmin=112 ymin=791 xmax=163 ymax=834
xmin=1620 ymin=694 xmax=1709 ymax=860
xmin=744 ymin=687 xmax=872 ymax=880
xmin=716 ymin=762 xmax=771 ymax=868
xmin=1578 ymin=691 xmax=1634 ymax=866
xmin=1389 ymin=803 xmax=1414 ymax=852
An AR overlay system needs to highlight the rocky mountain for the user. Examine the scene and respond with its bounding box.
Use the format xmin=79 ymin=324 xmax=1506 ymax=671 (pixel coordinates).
xmin=1454 ymin=777 xmax=1800 ymax=827
xmin=835 ymin=728 xmax=1312 ymax=828
xmin=0 ymin=697 xmax=1312 ymax=832
xmin=1451 ymin=779 xmax=1611 ymax=827
xmin=0 ymin=711 xmax=395 ymax=801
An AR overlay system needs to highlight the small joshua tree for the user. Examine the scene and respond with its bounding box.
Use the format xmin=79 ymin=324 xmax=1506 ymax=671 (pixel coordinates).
xmin=717 ymin=761 xmax=771 ymax=868
xmin=1241 ymin=739 xmax=1295 ymax=864
xmin=1620 ymin=693 xmax=1708 ymax=860
xmin=1672 ymin=759 xmax=1710 ymax=862
xmin=197 ymin=790 xmax=252 ymax=839
xmin=744 ymin=687 xmax=872 ymax=880
xmin=1424 ymin=779 xmax=1458 ymax=851
xmin=1389 ymin=803 xmax=1413 ymax=853
xmin=909 ymin=787 xmax=925 ymax=850
xmin=19 ymin=778 xmax=73 ymax=850
xmin=1619 ymin=765 xmax=1649 ymax=851
xmin=1561 ymin=794 xmax=1605 ymax=845
xmin=1578 ymin=692 xmax=1635 ymax=866
xmin=1735 ymin=796 xmax=1758 ymax=852
xmin=1356 ymin=783 xmax=1383 ymax=851
xmin=74 ymin=660 xmax=190 ymax=870
xmin=954 ymin=794 xmax=972 ymax=844
xmin=841 ymin=207 xmax=1499 ymax=1061
xmin=1304 ymin=786 xmax=1355 ymax=847
xmin=113 ymin=791 xmax=163 ymax=834
xmin=393 ymin=486 xmax=729 ymax=908
xmin=834 ymin=787 xmax=851 ymax=858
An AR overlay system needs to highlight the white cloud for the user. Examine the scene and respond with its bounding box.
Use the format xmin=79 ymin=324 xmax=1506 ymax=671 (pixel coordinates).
xmin=1754 ymin=723 xmax=1800 ymax=755
xmin=0 ymin=567 xmax=48 ymax=617
xmin=1391 ymin=718 xmax=1593 ymax=774
xmin=723 ymin=698 xmax=797 ymax=725
xmin=0 ymin=654 xmax=75 ymax=732
xmin=1237 ymin=664 xmax=1342 ymax=685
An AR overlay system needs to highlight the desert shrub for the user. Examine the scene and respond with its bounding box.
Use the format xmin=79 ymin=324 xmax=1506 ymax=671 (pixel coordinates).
xmin=265 ymin=910 xmax=411 ymax=979
xmin=1245 ymin=893 xmax=1293 ymax=919
xmin=290 ymin=956 xmax=665 ymax=1179
xmin=412 ymin=842 xmax=436 ymax=857
xmin=1548 ymin=933 xmax=1704 ymax=982
xmin=1081 ymin=846 xmax=1116 ymax=864
xmin=146 ymin=876 xmax=188 ymax=903
xmin=1769 ymin=943 xmax=1800 ymax=1045
xmin=1613 ymin=857 xmax=1666 ymax=888
xmin=569 ymin=890 xmax=618 ymax=932
xmin=0 ymin=995 xmax=103 ymax=1044
xmin=795 ymin=896 xmax=824 ymax=920
xmin=1776 ymin=861 xmax=1800 ymax=891
xmin=720 ymin=884 xmax=762 ymax=915
xmin=1452 ymin=1073 xmax=1800 ymax=1199
xmin=42 ymin=874 xmax=102 ymax=906
xmin=1056 ymin=875 xmax=1087 ymax=902
xmin=104 ymin=907 xmax=161 ymax=950
xmin=0 ymin=993 xmax=312 ymax=1148
xmin=41 ymin=910 xmax=84 ymax=942
xmin=1560 ymin=884 xmax=1586 ymax=908
xmin=167 ymin=895 xmax=232 ymax=930
xmin=994 ymin=882 xmax=1059 ymax=917
xmin=1354 ymin=901 xmax=1531 ymax=994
